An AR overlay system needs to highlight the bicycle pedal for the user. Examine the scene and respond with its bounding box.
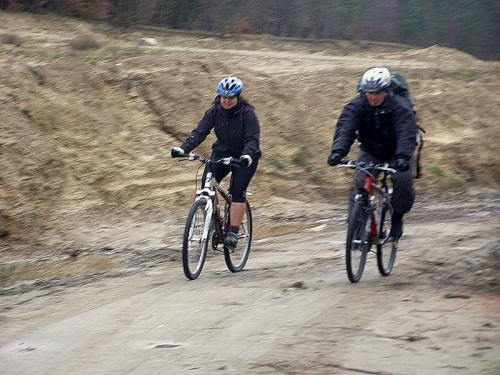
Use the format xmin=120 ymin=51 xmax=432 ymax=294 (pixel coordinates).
xmin=379 ymin=237 xmax=398 ymax=245
xmin=224 ymin=245 xmax=236 ymax=254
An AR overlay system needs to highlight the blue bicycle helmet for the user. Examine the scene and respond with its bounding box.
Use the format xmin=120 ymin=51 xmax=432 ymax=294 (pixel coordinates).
xmin=357 ymin=67 xmax=391 ymax=92
xmin=216 ymin=76 xmax=243 ymax=97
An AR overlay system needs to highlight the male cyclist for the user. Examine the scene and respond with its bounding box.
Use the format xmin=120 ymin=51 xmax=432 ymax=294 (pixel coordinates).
xmin=327 ymin=67 xmax=417 ymax=241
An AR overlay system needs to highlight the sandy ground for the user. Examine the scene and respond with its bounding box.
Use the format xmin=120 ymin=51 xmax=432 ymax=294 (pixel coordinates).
xmin=1 ymin=195 xmax=499 ymax=375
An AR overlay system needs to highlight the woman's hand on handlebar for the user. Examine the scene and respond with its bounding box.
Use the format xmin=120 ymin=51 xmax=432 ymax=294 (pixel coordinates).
xmin=171 ymin=146 xmax=185 ymax=158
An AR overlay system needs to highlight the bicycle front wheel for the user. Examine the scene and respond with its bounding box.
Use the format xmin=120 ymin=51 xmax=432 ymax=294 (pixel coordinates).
xmin=182 ymin=199 xmax=211 ymax=280
xmin=346 ymin=199 xmax=371 ymax=283
xmin=224 ymin=200 xmax=252 ymax=272
xmin=377 ymin=203 xmax=398 ymax=276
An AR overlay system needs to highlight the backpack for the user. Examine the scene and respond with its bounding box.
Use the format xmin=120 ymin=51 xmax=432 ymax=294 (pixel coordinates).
xmin=357 ymin=72 xmax=426 ymax=179
xmin=388 ymin=73 xmax=426 ymax=179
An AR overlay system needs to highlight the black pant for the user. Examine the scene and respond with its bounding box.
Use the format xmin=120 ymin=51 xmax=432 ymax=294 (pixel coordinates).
xmin=349 ymin=150 xmax=415 ymax=216
xmin=202 ymin=155 xmax=258 ymax=203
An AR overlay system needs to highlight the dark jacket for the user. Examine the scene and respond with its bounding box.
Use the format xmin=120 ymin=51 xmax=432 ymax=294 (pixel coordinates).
xmin=331 ymin=92 xmax=417 ymax=161
xmin=180 ymin=99 xmax=262 ymax=159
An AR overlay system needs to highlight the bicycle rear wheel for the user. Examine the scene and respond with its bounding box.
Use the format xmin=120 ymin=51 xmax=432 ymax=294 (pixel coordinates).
xmin=182 ymin=199 xmax=210 ymax=280
xmin=377 ymin=203 xmax=398 ymax=276
xmin=224 ymin=200 xmax=252 ymax=272
xmin=346 ymin=199 xmax=371 ymax=283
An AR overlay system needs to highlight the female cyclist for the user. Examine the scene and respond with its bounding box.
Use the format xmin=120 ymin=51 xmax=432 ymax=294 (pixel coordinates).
xmin=171 ymin=76 xmax=261 ymax=250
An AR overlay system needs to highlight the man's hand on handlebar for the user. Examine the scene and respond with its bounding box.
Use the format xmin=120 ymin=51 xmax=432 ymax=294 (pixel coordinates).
xmin=327 ymin=152 xmax=343 ymax=166
xmin=394 ymin=157 xmax=410 ymax=172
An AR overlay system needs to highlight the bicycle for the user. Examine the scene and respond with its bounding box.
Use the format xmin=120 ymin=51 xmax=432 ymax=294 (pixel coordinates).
xmin=337 ymin=160 xmax=398 ymax=283
xmin=179 ymin=153 xmax=252 ymax=280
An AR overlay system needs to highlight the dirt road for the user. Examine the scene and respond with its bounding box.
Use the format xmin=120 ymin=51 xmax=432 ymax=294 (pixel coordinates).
xmin=1 ymin=195 xmax=499 ymax=375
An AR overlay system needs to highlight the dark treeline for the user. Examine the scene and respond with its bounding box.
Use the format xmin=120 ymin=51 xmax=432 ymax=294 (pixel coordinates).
xmin=2 ymin=0 xmax=499 ymax=60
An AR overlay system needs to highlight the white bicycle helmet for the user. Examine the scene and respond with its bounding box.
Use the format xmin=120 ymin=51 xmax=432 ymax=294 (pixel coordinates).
xmin=217 ymin=76 xmax=243 ymax=96
xmin=358 ymin=67 xmax=391 ymax=92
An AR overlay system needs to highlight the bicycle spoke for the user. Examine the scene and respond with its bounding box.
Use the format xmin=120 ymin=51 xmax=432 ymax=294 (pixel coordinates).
xmin=377 ymin=203 xmax=398 ymax=276
xmin=346 ymin=200 xmax=370 ymax=283
xmin=224 ymin=200 xmax=252 ymax=272
xmin=182 ymin=200 xmax=210 ymax=280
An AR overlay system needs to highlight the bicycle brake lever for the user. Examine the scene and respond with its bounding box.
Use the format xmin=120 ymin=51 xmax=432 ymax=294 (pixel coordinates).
xmin=337 ymin=160 xmax=355 ymax=168
xmin=221 ymin=157 xmax=234 ymax=165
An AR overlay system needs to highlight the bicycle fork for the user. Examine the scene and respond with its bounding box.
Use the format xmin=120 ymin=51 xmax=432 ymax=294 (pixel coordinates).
xmin=190 ymin=195 xmax=214 ymax=243
xmin=363 ymin=198 xmax=387 ymax=249
xmin=193 ymin=170 xmax=217 ymax=243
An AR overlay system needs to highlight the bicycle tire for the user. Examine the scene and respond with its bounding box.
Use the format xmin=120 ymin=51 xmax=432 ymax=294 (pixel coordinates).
xmin=224 ymin=200 xmax=252 ymax=272
xmin=346 ymin=199 xmax=371 ymax=283
xmin=377 ymin=202 xmax=398 ymax=276
xmin=182 ymin=199 xmax=211 ymax=280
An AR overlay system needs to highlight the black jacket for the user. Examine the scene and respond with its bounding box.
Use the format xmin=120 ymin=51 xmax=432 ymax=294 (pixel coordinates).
xmin=180 ymin=100 xmax=262 ymax=159
xmin=331 ymin=92 xmax=417 ymax=161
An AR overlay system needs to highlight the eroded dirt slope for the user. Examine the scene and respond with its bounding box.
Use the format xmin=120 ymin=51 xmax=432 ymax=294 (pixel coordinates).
xmin=1 ymin=12 xmax=499 ymax=257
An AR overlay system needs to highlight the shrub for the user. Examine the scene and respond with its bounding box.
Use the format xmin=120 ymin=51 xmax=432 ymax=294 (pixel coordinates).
xmin=0 ymin=33 xmax=24 ymax=46
xmin=69 ymin=34 xmax=102 ymax=50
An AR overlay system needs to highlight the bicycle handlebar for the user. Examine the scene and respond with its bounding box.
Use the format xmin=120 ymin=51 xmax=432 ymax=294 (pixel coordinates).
xmin=337 ymin=160 xmax=397 ymax=174
xmin=178 ymin=153 xmax=240 ymax=167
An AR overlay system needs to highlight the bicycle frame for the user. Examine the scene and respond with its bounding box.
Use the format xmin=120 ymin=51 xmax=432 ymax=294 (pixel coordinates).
xmin=349 ymin=162 xmax=395 ymax=245
xmin=364 ymin=176 xmax=388 ymax=241
xmin=191 ymin=155 xmax=233 ymax=246
xmin=211 ymin=181 xmax=232 ymax=247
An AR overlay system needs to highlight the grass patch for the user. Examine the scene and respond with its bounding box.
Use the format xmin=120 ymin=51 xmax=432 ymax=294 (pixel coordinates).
xmin=428 ymin=164 xmax=466 ymax=187
xmin=267 ymin=155 xmax=286 ymax=171
xmin=291 ymin=150 xmax=307 ymax=167
xmin=21 ymin=108 xmax=32 ymax=119
xmin=37 ymin=122 xmax=48 ymax=132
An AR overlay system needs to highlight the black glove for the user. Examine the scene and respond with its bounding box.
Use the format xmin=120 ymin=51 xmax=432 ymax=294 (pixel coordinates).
xmin=235 ymin=155 xmax=252 ymax=167
xmin=327 ymin=152 xmax=343 ymax=166
xmin=171 ymin=146 xmax=185 ymax=158
xmin=395 ymin=157 xmax=410 ymax=172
